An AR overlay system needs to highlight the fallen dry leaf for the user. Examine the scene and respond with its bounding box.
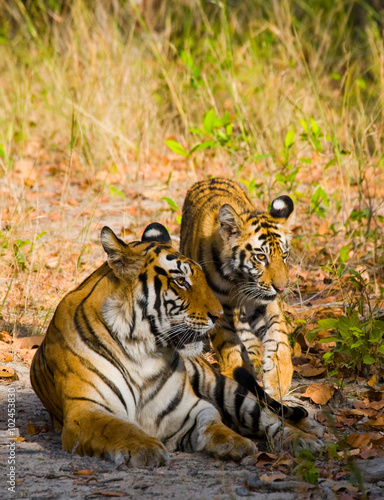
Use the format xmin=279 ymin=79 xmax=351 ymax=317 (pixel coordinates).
xmin=361 ymin=389 xmax=384 ymax=402
xmin=121 ymin=227 xmax=135 ymax=237
xmin=292 ymin=356 xmax=311 ymax=366
xmin=294 ymin=364 xmax=326 ymax=377
xmin=17 ymin=348 xmax=38 ymax=364
xmin=337 ymin=449 xmax=360 ymax=458
xmin=259 ymin=472 xmax=287 ymax=482
xmin=26 ymin=424 xmax=39 ymax=435
xmin=240 ymin=451 xmax=276 ymax=466
xmin=292 ymin=342 xmax=302 ymax=357
xmin=347 ymin=433 xmax=372 ymax=448
xmin=0 ymin=353 xmax=13 ymax=363
xmin=369 ymin=400 xmax=384 ymax=411
xmin=341 ymin=408 xmax=377 ymax=419
xmin=334 ymin=471 xmax=347 ymax=481
xmin=301 ymin=383 xmax=335 ymax=404
xmin=331 ymin=484 xmax=359 ymax=493
xmin=0 ymin=340 xmax=11 ymax=351
xmin=253 ymin=452 xmax=277 ymax=466
xmin=316 ymin=412 xmax=328 ymax=424
xmin=362 ymin=416 xmax=384 ymax=430
xmin=358 ymin=448 xmax=384 ymax=459
xmin=67 ymin=199 xmax=79 ymax=206
xmin=13 ymin=437 xmax=26 ymax=442
xmin=0 ymin=331 xmax=13 ymax=343
xmin=368 ymin=374 xmax=377 ymax=387
xmin=74 ymin=470 xmax=95 ymax=476
xmin=0 ymin=366 xmax=18 ymax=379
xmin=272 ymin=454 xmax=295 ymax=468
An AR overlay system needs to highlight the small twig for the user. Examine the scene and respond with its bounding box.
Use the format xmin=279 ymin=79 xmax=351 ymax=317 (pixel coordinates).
xmin=295 ymin=302 xmax=345 ymax=312
xmin=65 ymin=100 xmax=136 ymax=150
xmin=292 ymin=282 xmax=338 ymax=307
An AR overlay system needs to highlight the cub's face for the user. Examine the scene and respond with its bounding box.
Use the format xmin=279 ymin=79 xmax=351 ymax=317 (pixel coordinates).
xmin=218 ymin=196 xmax=294 ymax=304
xmin=101 ymin=223 xmax=222 ymax=357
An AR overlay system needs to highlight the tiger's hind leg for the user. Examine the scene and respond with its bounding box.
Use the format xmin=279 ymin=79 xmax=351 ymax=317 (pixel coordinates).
xmin=62 ymin=402 xmax=169 ymax=467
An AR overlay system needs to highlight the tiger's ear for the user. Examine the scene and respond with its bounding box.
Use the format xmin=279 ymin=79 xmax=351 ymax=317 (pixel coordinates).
xmin=218 ymin=204 xmax=243 ymax=240
xmin=141 ymin=222 xmax=171 ymax=244
xmin=269 ymin=196 xmax=294 ymax=226
xmin=101 ymin=227 xmax=144 ymax=279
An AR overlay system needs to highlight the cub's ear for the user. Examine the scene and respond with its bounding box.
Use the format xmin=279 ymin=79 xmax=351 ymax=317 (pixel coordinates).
xmin=141 ymin=222 xmax=171 ymax=244
xmin=218 ymin=204 xmax=243 ymax=240
xmin=269 ymin=195 xmax=294 ymax=223
xmin=101 ymin=227 xmax=144 ymax=279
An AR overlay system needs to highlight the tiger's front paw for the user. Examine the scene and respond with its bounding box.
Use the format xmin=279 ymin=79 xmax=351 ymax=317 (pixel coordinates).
xmin=295 ymin=414 xmax=325 ymax=439
xmin=204 ymin=423 xmax=257 ymax=461
xmin=63 ymin=418 xmax=170 ymax=468
xmin=290 ymin=430 xmax=324 ymax=455
xmin=111 ymin=436 xmax=170 ymax=467
xmin=270 ymin=422 xmax=324 ymax=455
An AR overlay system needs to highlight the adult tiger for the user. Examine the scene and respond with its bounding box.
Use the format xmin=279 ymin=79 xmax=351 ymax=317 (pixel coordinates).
xmin=31 ymin=223 xmax=322 ymax=467
xmin=180 ymin=177 xmax=295 ymax=401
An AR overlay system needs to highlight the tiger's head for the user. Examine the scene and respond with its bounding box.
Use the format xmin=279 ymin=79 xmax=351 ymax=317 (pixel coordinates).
xmin=217 ymin=195 xmax=294 ymax=304
xmin=101 ymin=223 xmax=223 ymax=357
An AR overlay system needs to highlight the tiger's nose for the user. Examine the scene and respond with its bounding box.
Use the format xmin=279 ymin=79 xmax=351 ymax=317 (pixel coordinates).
xmin=272 ymin=284 xmax=286 ymax=294
xmin=208 ymin=311 xmax=223 ymax=324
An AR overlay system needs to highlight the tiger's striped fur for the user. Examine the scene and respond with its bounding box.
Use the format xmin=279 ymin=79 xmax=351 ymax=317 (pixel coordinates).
xmin=180 ymin=178 xmax=295 ymax=400
xmin=31 ymin=223 xmax=322 ymax=467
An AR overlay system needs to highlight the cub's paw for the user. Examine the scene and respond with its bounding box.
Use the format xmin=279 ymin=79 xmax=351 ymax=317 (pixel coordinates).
xmin=263 ymin=363 xmax=293 ymax=401
xmin=111 ymin=437 xmax=170 ymax=467
xmin=204 ymin=423 xmax=257 ymax=461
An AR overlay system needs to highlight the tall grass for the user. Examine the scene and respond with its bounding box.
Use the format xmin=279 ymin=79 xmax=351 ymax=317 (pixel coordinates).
xmin=0 ymin=0 xmax=383 ymax=336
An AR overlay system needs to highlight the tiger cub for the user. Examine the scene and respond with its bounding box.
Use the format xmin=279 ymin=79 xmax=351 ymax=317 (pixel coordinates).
xmin=31 ymin=223 xmax=322 ymax=467
xmin=180 ymin=177 xmax=295 ymax=401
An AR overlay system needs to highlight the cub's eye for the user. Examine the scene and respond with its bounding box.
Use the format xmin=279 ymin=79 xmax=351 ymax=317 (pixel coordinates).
xmin=173 ymin=277 xmax=190 ymax=289
xmin=282 ymin=251 xmax=289 ymax=260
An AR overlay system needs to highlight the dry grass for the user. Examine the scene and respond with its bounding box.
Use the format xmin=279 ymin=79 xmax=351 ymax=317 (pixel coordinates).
xmin=0 ymin=0 xmax=383 ymax=348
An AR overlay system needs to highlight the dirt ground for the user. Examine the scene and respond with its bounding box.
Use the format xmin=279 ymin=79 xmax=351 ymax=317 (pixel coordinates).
xmin=1 ymin=141 xmax=384 ymax=499
xmin=2 ymin=361 xmax=384 ymax=500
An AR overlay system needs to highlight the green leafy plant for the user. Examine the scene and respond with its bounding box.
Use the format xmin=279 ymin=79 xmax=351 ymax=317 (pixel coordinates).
xmin=13 ymin=232 xmax=47 ymax=271
xmin=310 ymin=185 xmax=329 ymax=219
xmin=180 ymin=50 xmax=203 ymax=89
xmin=307 ymin=268 xmax=384 ymax=373
xmin=274 ymin=130 xmax=301 ymax=194
xmin=165 ymin=108 xmax=235 ymax=159
xmin=293 ymin=450 xmax=320 ymax=484
xmin=161 ymin=197 xmax=179 ymax=213
xmin=238 ymin=177 xmax=263 ymax=197
xmin=300 ymin=117 xmax=323 ymax=152
xmin=109 ymin=185 xmax=125 ymax=198
xmin=275 ymin=166 xmax=300 ymax=191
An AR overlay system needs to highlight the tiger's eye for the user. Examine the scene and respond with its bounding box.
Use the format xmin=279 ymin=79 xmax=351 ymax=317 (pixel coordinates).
xmin=174 ymin=277 xmax=189 ymax=289
xmin=255 ymin=253 xmax=266 ymax=261
xmin=282 ymin=251 xmax=289 ymax=260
